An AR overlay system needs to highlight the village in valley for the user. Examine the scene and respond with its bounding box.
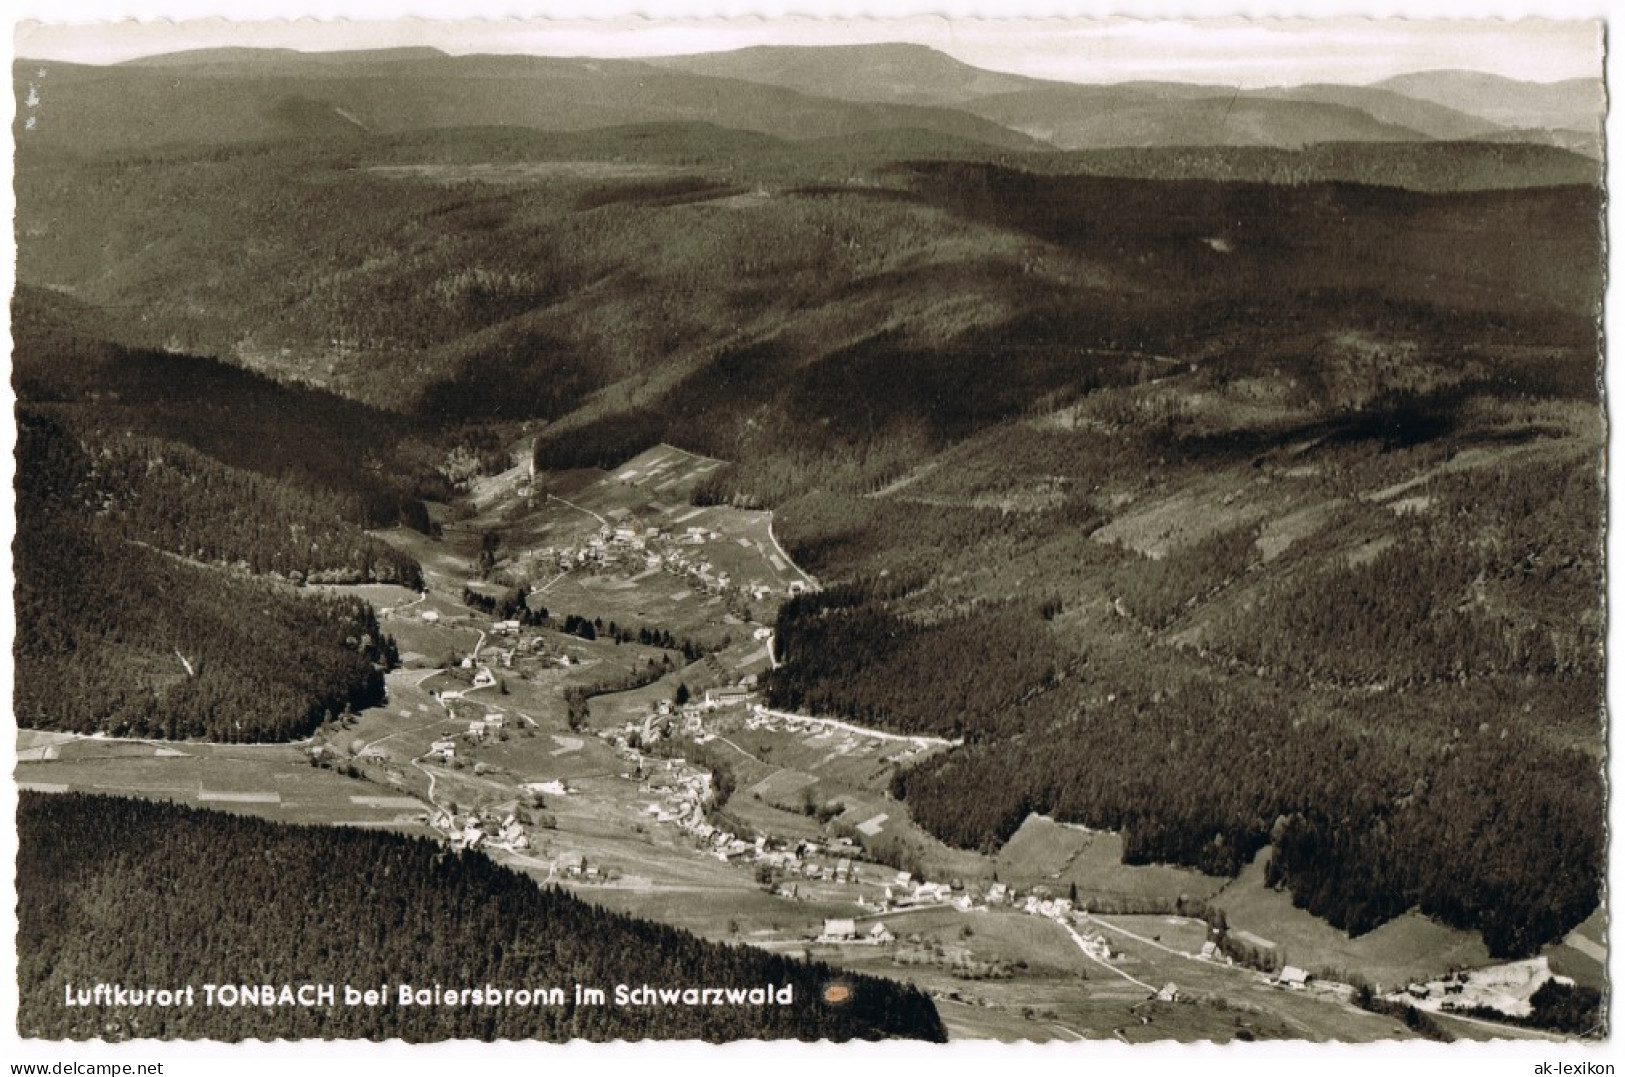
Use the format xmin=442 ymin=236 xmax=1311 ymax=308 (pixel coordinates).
xmin=17 ymin=438 xmax=1601 ymax=1043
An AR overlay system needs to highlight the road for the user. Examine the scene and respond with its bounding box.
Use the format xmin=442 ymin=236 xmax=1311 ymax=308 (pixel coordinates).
xmin=1082 ymin=912 xmax=1213 ymax=965
xmin=709 ymin=735 xmax=769 ymax=766
xmin=411 ymin=758 xmax=442 ymax=809
xmin=360 ymin=705 xmax=457 ymax=754
xmin=535 ymin=567 xmax=575 ymax=594
xmin=381 ymin=591 xmax=429 ymax=617
xmin=751 ymin=706 xmax=961 ymax=748
xmin=547 ymin=493 xmax=608 ymax=528
xmin=1429 ymin=1007 xmax=1569 ymax=1042
xmin=1051 ymin=915 xmax=1158 ymax=994
xmin=764 ymin=515 xmax=817 ymax=589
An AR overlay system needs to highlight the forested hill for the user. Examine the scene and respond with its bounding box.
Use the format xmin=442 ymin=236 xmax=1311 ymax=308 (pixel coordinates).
xmin=17 ymin=793 xmax=947 ymax=1042
xmin=15 ymin=413 xmax=397 ymax=741
xmin=13 ymin=287 xmax=445 ymax=534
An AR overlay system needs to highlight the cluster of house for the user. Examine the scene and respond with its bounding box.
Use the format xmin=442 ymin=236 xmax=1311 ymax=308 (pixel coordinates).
xmin=430 ymin=807 xmax=529 ymax=852
xmin=423 ymin=710 xmax=514 ymax=762
xmin=1074 ymin=927 xmax=1122 ymax=963
xmin=868 ymin=873 xmax=963 ymax=911
xmin=597 ymin=737 xmax=889 ymax=884
xmin=539 ymin=520 xmax=663 ymax=573
xmin=634 ymin=761 xmax=836 ymax=870
xmin=763 ymin=847 xmax=863 ymax=896
xmin=1394 ymin=956 xmax=1573 ymax=1017
xmin=533 ymin=519 xmax=804 ymax=602
xmin=598 ymin=684 xmax=761 ymax=757
xmin=738 ymin=708 xmax=935 ymax=765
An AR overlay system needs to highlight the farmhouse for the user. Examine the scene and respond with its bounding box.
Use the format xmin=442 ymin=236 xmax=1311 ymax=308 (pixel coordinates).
xmin=819 ymin=919 xmax=858 ymax=942
xmin=1278 ymin=967 xmax=1311 ymax=989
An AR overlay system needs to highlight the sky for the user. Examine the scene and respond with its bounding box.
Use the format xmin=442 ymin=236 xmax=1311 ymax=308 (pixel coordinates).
xmin=13 ymin=9 xmax=1605 ymax=87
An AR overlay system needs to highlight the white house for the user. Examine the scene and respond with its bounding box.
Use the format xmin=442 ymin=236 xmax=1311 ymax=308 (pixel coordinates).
xmin=819 ymin=919 xmax=857 ymax=942
xmin=1279 ymin=967 xmax=1311 ymax=989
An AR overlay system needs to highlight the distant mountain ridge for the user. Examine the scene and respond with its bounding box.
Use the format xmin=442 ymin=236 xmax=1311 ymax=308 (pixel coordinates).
xmin=1376 ymin=69 xmax=1604 ymax=132
xmin=642 ymin=41 xmax=1047 ymax=104
xmin=17 ymin=51 xmax=1048 ymax=154
xmin=960 ymin=86 xmax=1432 ymax=150
xmin=119 ymin=45 xmax=452 ymax=67
xmin=642 ymin=43 xmax=1601 ymax=155
xmin=16 ymin=44 xmax=1602 ymax=158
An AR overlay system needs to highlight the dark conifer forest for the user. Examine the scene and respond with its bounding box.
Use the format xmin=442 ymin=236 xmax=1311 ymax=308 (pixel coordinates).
xmin=16 ymin=793 xmax=946 ymax=1042
xmin=15 ymin=412 xmax=397 ymax=741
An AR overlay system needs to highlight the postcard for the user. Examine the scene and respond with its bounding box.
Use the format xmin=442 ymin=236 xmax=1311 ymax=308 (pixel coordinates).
xmin=6 ymin=7 xmax=1610 ymax=1074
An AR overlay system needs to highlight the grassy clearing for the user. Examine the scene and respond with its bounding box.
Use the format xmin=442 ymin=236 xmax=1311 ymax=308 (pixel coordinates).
xmin=312 ymin=582 xmax=422 ymax=608
xmin=1543 ymin=905 xmax=1606 ymax=989
xmin=1101 ymin=914 xmax=1211 ymax=956
xmin=998 ymin=815 xmax=1226 ymax=903
xmin=13 ymin=753 xmax=432 ymax=830
xmin=1213 ymin=848 xmax=1492 ymax=987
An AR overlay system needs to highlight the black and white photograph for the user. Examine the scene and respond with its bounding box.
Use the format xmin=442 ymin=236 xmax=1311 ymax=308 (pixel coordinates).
xmin=5 ymin=3 xmax=1611 ymax=1067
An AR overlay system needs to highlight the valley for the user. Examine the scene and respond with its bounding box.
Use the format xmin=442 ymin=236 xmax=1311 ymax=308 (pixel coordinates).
xmin=10 ymin=31 xmax=1607 ymax=1046
xmin=19 ymin=403 xmax=1603 ymax=1040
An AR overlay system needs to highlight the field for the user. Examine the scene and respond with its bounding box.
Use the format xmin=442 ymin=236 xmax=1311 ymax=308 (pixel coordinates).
xmin=1211 ymin=848 xmax=1495 ymax=988
xmin=810 ymin=903 xmax=1422 ymax=1042
xmin=15 ymin=741 xmax=433 ymax=832
xmin=997 ymin=815 xmax=1228 ymax=904
xmin=1542 ymin=907 xmax=1607 ymax=990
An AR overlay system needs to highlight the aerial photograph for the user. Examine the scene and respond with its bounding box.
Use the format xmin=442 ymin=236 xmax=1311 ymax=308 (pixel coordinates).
xmin=8 ymin=11 xmax=1607 ymax=1053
